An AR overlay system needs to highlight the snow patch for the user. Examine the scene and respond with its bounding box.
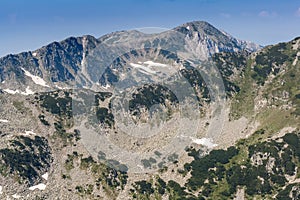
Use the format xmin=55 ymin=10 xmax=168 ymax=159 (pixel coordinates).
xmin=3 ymin=87 xmax=34 ymax=95
xmin=29 ymin=183 xmax=46 ymax=191
xmin=0 ymin=119 xmax=9 ymax=123
xmin=101 ymin=84 xmax=111 ymax=89
xmin=23 ymin=86 xmax=35 ymax=95
xmin=0 ymin=185 xmax=2 ymax=195
xmin=3 ymin=89 xmax=19 ymax=94
xmin=143 ymin=61 xmax=167 ymax=67
xmin=80 ymin=36 xmax=93 ymax=84
xmin=186 ymin=26 xmax=190 ymax=30
xmin=42 ymin=172 xmax=49 ymax=180
xmin=21 ymin=68 xmax=49 ymax=87
xmin=191 ymin=137 xmax=218 ymax=148
xmin=55 ymin=85 xmax=69 ymax=90
xmin=32 ymin=52 xmax=37 ymax=57
xmin=130 ymin=63 xmax=156 ymax=74
xmin=12 ymin=194 xmax=22 ymax=199
xmin=179 ymin=135 xmax=218 ymax=148
xmin=23 ymin=130 xmax=37 ymax=136
xmin=81 ymin=36 xmax=87 ymax=67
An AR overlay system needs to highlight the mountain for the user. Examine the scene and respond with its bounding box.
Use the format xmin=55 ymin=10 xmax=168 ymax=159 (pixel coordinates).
xmin=0 ymin=21 xmax=299 ymax=200
xmin=174 ymin=21 xmax=261 ymax=55
xmin=0 ymin=21 xmax=260 ymax=94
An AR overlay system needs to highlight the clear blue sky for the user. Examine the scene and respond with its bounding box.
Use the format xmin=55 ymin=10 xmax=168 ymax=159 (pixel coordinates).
xmin=1 ymin=0 xmax=300 ymax=57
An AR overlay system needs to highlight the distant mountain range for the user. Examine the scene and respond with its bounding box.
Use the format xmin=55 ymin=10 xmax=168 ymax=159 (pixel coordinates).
xmin=0 ymin=21 xmax=260 ymax=94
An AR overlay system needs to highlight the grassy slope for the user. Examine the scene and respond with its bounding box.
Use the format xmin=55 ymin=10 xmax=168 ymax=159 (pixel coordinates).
xmin=230 ymin=38 xmax=300 ymax=134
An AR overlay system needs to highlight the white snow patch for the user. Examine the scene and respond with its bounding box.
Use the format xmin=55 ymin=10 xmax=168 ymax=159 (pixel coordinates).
xmin=29 ymin=183 xmax=46 ymax=191
xmin=21 ymin=68 xmax=49 ymax=87
xmin=55 ymin=85 xmax=69 ymax=90
xmin=0 ymin=185 xmax=2 ymax=194
xmin=186 ymin=26 xmax=190 ymax=30
xmin=3 ymin=87 xmax=34 ymax=96
xmin=42 ymin=172 xmax=49 ymax=180
xmin=143 ymin=61 xmax=167 ymax=67
xmin=23 ymin=130 xmax=37 ymax=136
xmin=80 ymin=36 xmax=94 ymax=84
xmin=101 ymin=84 xmax=111 ymax=89
xmin=12 ymin=194 xmax=22 ymax=199
xmin=22 ymin=86 xmax=35 ymax=95
xmin=55 ymin=85 xmax=63 ymax=89
xmin=32 ymin=52 xmax=37 ymax=57
xmin=81 ymin=36 xmax=87 ymax=67
xmin=191 ymin=137 xmax=218 ymax=148
xmin=0 ymin=119 xmax=9 ymax=123
xmin=3 ymin=89 xmax=19 ymax=94
xmin=130 ymin=63 xmax=156 ymax=74
xmin=179 ymin=135 xmax=218 ymax=148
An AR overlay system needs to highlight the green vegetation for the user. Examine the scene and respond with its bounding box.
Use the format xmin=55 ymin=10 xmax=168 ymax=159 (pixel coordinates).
xmin=131 ymin=131 xmax=300 ymax=199
xmin=129 ymin=84 xmax=178 ymax=117
xmin=133 ymin=180 xmax=154 ymax=196
xmin=38 ymin=90 xmax=75 ymax=140
xmin=39 ymin=91 xmax=72 ymax=118
xmin=252 ymin=43 xmax=289 ymax=85
xmin=38 ymin=114 xmax=50 ymax=126
xmin=96 ymin=107 xmax=114 ymax=128
xmin=180 ymin=67 xmax=210 ymax=102
xmin=95 ymin=92 xmax=112 ymax=103
xmin=12 ymin=101 xmax=26 ymax=112
xmin=184 ymin=146 xmax=239 ymax=193
xmin=212 ymin=51 xmax=249 ymax=95
xmin=36 ymin=90 xmax=82 ymax=146
xmin=75 ymin=184 xmax=94 ymax=195
xmin=141 ymin=157 xmax=157 ymax=169
xmin=77 ymin=154 xmax=128 ymax=190
xmin=276 ymin=183 xmax=300 ymax=200
xmin=230 ymin=59 xmax=257 ymax=119
xmin=0 ymin=136 xmax=52 ymax=185
xmin=65 ymin=153 xmax=75 ymax=171
xmin=62 ymin=151 xmax=128 ymax=198
xmin=231 ymin=38 xmax=300 ymax=121
xmin=53 ymin=121 xmax=80 ymax=146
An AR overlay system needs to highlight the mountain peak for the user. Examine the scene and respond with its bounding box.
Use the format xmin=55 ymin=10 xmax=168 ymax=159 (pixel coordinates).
xmin=175 ymin=21 xmax=220 ymax=34
xmin=183 ymin=20 xmax=214 ymax=29
xmin=173 ymin=20 xmax=261 ymax=56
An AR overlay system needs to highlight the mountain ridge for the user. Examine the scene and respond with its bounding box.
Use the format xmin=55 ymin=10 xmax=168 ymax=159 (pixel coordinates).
xmin=0 ymin=21 xmax=261 ymax=93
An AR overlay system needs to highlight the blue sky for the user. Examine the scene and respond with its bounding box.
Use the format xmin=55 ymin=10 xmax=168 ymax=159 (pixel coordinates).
xmin=1 ymin=0 xmax=300 ymax=57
